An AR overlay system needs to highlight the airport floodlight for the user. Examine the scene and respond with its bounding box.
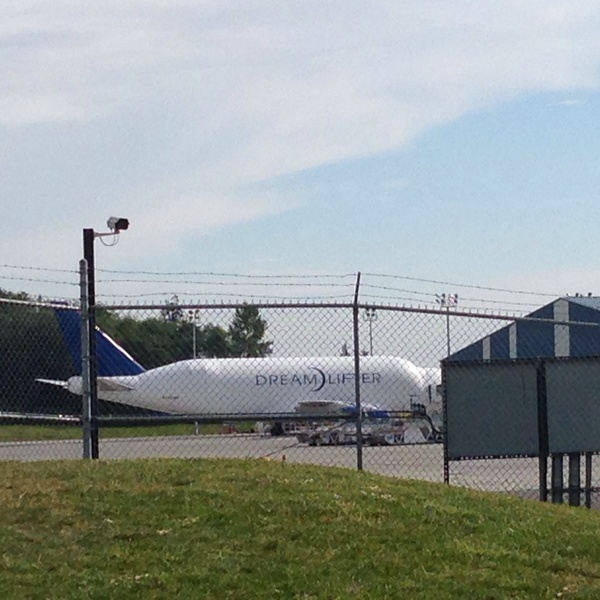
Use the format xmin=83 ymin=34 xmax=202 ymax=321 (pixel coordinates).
xmin=188 ymin=309 xmax=200 ymax=358
xmin=363 ymin=307 xmax=377 ymax=355
xmin=436 ymin=293 xmax=458 ymax=357
xmin=435 ymin=293 xmax=458 ymax=307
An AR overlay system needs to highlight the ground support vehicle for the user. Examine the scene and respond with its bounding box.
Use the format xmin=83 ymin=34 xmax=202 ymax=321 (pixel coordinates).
xmin=295 ymin=411 xmax=440 ymax=446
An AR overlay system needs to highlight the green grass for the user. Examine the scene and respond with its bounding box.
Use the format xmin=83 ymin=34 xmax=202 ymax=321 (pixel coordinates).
xmin=0 ymin=423 xmax=255 ymax=442
xmin=1 ymin=459 xmax=600 ymax=598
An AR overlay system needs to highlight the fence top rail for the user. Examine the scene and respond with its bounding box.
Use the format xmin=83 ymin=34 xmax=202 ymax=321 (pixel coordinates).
xmin=97 ymin=301 xmax=600 ymax=327
xmin=0 ymin=297 xmax=77 ymax=310
xmin=105 ymin=301 xmax=356 ymax=311
xmin=4 ymin=296 xmax=600 ymax=328
xmin=103 ymin=300 xmax=516 ymax=319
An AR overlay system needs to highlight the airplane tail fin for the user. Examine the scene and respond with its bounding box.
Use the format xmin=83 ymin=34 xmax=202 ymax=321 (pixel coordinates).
xmin=54 ymin=308 xmax=145 ymax=377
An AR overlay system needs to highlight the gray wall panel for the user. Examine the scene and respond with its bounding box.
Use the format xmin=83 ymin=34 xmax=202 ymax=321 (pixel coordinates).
xmin=446 ymin=362 xmax=539 ymax=459
xmin=546 ymin=360 xmax=600 ymax=453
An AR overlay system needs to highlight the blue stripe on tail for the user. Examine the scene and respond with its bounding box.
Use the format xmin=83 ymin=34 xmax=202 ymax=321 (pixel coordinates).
xmin=54 ymin=308 xmax=145 ymax=376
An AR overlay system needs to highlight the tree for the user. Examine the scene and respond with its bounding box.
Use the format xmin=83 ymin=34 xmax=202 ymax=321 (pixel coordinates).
xmin=228 ymin=304 xmax=272 ymax=357
xmin=195 ymin=325 xmax=232 ymax=358
xmin=97 ymin=309 xmax=191 ymax=369
xmin=0 ymin=289 xmax=74 ymax=413
xmin=98 ymin=303 xmax=273 ymax=362
xmin=0 ymin=291 xmax=274 ymax=415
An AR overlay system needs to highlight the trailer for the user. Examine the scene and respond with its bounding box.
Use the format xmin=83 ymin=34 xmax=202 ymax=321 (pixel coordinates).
xmin=294 ymin=405 xmax=442 ymax=446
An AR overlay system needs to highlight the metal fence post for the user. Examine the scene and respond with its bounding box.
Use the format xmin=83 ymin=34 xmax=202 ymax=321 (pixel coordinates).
xmin=83 ymin=228 xmax=99 ymax=459
xmin=442 ymin=360 xmax=450 ymax=485
xmin=79 ymin=259 xmax=92 ymax=459
xmin=568 ymin=453 xmax=581 ymax=507
xmin=551 ymin=455 xmax=564 ymax=504
xmin=585 ymin=453 xmax=593 ymax=509
xmin=536 ymin=360 xmax=548 ymax=502
xmin=353 ymin=273 xmax=363 ymax=471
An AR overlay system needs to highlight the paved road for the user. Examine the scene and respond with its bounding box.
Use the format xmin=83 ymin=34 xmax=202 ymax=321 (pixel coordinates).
xmin=1 ymin=434 xmax=598 ymax=506
xmin=0 ymin=433 xmax=546 ymax=491
xmin=0 ymin=434 xmax=442 ymax=476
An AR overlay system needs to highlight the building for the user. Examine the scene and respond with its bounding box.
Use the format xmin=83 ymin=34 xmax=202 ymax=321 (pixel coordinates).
xmin=448 ymin=295 xmax=600 ymax=362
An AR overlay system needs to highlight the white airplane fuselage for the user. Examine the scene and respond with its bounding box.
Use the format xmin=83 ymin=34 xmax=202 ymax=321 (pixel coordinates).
xmin=66 ymin=355 xmax=438 ymax=415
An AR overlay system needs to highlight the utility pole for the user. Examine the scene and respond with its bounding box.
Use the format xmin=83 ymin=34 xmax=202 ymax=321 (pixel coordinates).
xmin=435 ymin=293 xmax=458 ymax=357
xmin=363 ymin=307 xmax=377 ymax=355
xmin=188 ymin=309 xmax=199 ymax=358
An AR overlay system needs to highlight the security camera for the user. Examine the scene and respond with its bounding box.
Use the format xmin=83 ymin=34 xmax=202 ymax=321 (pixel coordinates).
xmin=107 ymin=217 xmax=129 ymax=232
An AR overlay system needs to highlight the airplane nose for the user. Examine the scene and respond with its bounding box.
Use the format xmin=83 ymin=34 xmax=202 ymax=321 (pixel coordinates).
xmin=67 ymin=376 xmax=83 ymax=395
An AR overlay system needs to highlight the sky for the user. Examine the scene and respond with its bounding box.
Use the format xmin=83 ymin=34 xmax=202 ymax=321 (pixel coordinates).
xmin=1 ymin=1 xmax=600 ymax=313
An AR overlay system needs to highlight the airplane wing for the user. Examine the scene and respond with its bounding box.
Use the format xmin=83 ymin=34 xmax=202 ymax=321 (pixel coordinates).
xmin=0 ymin=411 xmax=81 ymax=425
xmin=295 ymin=400 xmax=348 ymax=414
xmin=97 ymin=378 xmax=135 ymax=392
xmin=35 ymin=378 xmax=68 ymax=388
xmin=36 ymin=377 xmax=135 ymax=393
xmin=294 ymin=400 xmax=389 ymax=418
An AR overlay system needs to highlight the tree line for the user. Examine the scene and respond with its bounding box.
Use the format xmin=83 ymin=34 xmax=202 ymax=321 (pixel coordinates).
xmin=98 ymin=301 xmax=272 ymax=368
xmin=0 ymin=290 xmax=272 ymax=414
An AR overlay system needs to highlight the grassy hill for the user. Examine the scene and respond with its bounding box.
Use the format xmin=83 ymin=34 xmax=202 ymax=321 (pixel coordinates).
xmin=1 ymin=458 xmax=600 ymax=599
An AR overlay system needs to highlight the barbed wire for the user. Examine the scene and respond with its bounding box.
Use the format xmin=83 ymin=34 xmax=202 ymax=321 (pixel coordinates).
xmin=94 ymin=269 xmax=358 ymax=279
xmin=0 ymin=263 xmax=568 ymax=297
xmin=0 ymin=264 xmax=77 ymax=274
xmin=94 ymin=283 xmax=543 ymax=311
xmin=0 ymin=293 xmax=577 ymax=323
xmin=357 ymin=293 xmax=527 ymax=316
xmin=95 ymin=278 xmax=354 ymax=288
xmin=0 ymin=263 xmax=578 ymax=308
xmin=96 ymin=291 xmax=355 ymax=301
xmin=361 ymin=284 xmax=543 ymax=308
xmin=0 ymin=275 xmax=78 ymax=287
xmin=363 ymin=272 xmax=560 ymax=297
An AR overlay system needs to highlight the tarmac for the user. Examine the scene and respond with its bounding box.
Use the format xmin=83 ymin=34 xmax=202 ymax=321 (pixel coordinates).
xmin=0 ymin=433 xmax=597 ymax=507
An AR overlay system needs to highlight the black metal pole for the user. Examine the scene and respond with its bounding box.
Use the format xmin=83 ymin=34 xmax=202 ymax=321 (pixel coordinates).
xmin=585 ymin=453 xmax=593 ymax=509
xmin=442 ymin=360 xmax=450 ymax=485
xmin=568 ymin=453 xmax=581 ymax=507
xmin=446 ymin=307 xmax=451 ymax=357
xmin=353 ymin=272 xmax=363 ymax=471
xmin=538 ymin=455 xmax=548 ymax=503
xmin=83 ymin=228 xmax=99 ymax=459
xmin=79 ymin=259 xmax=92 ymax=459
xmin=536 ymin=361 xmax=548 ymax=502
xmin=551 ymin=455 xmax=564 ymax=504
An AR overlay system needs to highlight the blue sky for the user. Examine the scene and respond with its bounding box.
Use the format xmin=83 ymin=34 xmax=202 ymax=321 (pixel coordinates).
xmin=1 ymin=1 xmax=600 ymax=311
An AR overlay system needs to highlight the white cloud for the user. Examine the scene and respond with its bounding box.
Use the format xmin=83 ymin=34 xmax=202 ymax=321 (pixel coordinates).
xmin=2 ymin=0 xmax=600 ymax=275
xmin=550 ymin=99 xmax=586 ymax=106
xmin=0 ymin=189 xmax=290 ymax=272
xmin=127 ymin=191 xmax=293 ymax=255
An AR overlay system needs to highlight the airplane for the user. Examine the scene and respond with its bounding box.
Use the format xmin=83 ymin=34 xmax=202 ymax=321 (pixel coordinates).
xmin=37 ymin=308 xmax=441 ymax=420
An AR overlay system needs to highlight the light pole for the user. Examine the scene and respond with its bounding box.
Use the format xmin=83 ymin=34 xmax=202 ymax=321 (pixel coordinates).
xmin=188 ymin=309 xmax=199 ymax=358
xmin=363 ymin=307 xmax=377 ymax=355
xmin=435 ymin=293 xmax=458 ymax=357
xmin=83 ymin=217 xmax=129 ymax=459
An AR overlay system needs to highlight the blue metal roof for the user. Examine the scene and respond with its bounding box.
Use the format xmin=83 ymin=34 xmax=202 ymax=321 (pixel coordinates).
xmin=564 ymin=295 xmax=600 ymax=312
xmin=447 ymin=296 xmax=600 ymax=362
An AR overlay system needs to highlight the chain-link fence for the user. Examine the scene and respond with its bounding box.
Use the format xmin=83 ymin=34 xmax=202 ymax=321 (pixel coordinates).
xmin=2 ymin=294 xmax=600 ymax=507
